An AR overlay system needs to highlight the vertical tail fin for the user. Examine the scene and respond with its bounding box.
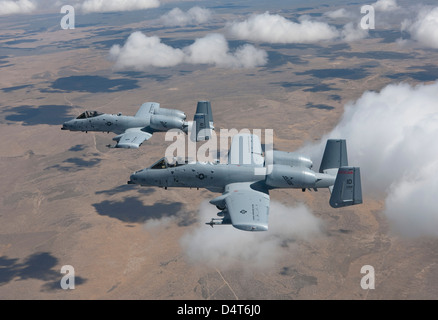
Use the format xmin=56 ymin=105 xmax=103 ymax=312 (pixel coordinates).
xmin=320 ymin=140 xmax=363 ymax=208
xmin=190 ymin=101 xmax=214 ymax=142
xmin=329 ymin=167 xmax=363 ymax=208
xmin=319 ymin=139 xmax=348 ymax=173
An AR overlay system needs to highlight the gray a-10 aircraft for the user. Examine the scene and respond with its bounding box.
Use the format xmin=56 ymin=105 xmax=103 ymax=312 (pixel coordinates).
xmin=61 ymin=101 xmax=214 ymax=148
xmin=127 ymin=133 xmax=362 ymax=231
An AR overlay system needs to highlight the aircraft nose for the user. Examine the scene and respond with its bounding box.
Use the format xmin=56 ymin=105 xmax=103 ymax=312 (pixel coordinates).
xmin=61 ymin=120 xmax=73 ymax=130
xmin=128 ymin=170 xmax=149 ymax=185
xmin=128 ymin=173 xmax=138 ymax=184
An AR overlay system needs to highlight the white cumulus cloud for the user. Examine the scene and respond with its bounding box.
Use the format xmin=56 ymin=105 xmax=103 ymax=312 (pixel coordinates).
xmin=227 ymin=11 xmax=340 ymax=44
xmin=227 ymin=11 xmax=370 ymax=44
xmin=0 ymin=0 xmax=36 ymax=15
xmin=299 ymin=81 xmax=438 ymax=238
xmin=324 ymin=8 xmax=353 ymax=19
xmin=341 ymin=22 xmax=369 ymax=42
xmin=183 ymin=33 xmax=268 ymax=69
xmin=160 ymin=6 xmax=212 ymax=27
xmin=180 ymin=200 xmax=323 ymax=270
xmin=109 ymin=32 xmax=185 ymax=69
xmin=401 ymin=7 xmax=438 ymax=49
xmin=372 ymin=0 xmax=399 ymax=12
xmin=109 ymin=32 xmax=267 ymax=70
xmin=0 ymin=0 xmax=160 ymax=15
xmin=80 ymin=0 xmax=160 ymax=13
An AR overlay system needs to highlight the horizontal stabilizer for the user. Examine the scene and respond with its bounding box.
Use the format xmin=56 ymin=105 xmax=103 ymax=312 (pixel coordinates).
xmin=330 ymin=167 xmax=363 ymax=208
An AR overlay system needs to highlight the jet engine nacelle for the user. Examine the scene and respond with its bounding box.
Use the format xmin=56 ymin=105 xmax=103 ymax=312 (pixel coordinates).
xmin=265 ymin=150 xmax=313 ymax=169
xmin=266 ymin=164 xmax=316 ymax=188
xmin=150 ymin=114 xmax=185 ymax=131
xmin=154 ymin=108 xmax=186 ymax=120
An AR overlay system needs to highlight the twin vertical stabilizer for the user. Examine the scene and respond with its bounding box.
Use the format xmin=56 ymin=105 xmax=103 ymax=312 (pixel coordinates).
xmin=320 ymin=139 xmax=363 ymax=208
xmin=190 ymin=101 xmax=214 ymax=142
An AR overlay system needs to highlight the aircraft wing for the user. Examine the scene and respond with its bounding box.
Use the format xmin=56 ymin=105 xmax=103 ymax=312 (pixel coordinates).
xmin=135 ymin=102 xmax=159 ymax=118
xmin=212 ymin=182 xmax=270 ymax=231
xmin=113 ymin=128 xmax=153 ymax=148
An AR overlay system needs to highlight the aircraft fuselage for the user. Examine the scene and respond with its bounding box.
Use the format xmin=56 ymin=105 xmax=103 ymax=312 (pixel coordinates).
xmin=129 ymin=161 xmax=335 ymax=192
xmin=61 ymin=114 xmax=150 ymax=135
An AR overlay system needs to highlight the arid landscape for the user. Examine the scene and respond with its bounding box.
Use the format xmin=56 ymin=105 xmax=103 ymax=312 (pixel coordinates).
xmin=1 ymin=0 xmax=438 ymax=301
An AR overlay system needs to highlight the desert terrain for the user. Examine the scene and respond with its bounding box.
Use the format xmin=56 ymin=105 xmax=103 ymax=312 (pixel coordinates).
xmin=1 ymin=0 xmax=437 ymax=301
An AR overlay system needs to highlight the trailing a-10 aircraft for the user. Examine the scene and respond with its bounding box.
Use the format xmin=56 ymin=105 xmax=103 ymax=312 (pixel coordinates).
xmin=127 ymin=134 xmax=363 ymax=231
xmin=61 ymin=101 xmax=214 ymax=148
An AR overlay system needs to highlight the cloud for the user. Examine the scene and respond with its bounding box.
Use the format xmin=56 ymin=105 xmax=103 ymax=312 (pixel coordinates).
xmin=80 ymin=0 xmax=160 ymax=13
xmin=0 ymin=0 xmax=36 ymax=15
xmin=109 ymin=32 xmax=185 ymax=69
xmin=401 ymin=7 xmax=438 ymax=49
xmin=323 ymin=8 xmax=353 ymax=19
xmin=299 ymin=81 xmax=438 ymax=238
xmin=0 ymin=0 xmax=160 ymax=15
xmin=143 ymin=216 xmax=175 ymax=231
xmin=227 ymin=11 xmax=370 ymax=44
xmin=160 ymin=6 xmax=212 ymax=27
xmin=180 ymin=200 xmax=323 ymax=270
xmin=183 ymin=33 xmax=268 ymax=69
xmin=227 ymin=11 xmax=340 ymax=44
xmin=340 ymin=22 xmax=369 ymax=42
xmin=109 ymin=32 xmax=267 ymax=70
xmin=372 ymin=0 xmax=399 ymax=12
xmin=385 ymin=160 xmax=438 ymax=237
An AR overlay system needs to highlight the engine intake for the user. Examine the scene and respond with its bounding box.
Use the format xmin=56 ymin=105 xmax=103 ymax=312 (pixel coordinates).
xmin=154 ymin=108 xmax=186 ymax=120
xmin=265 ymin=150 xmax=313 ymax=169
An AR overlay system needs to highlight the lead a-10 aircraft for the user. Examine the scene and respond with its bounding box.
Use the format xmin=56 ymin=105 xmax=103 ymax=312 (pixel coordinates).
xmin=61 ymin=101 xmax=214 ymax=148
xmin=127 ymin=134 xmax=362 ymax=231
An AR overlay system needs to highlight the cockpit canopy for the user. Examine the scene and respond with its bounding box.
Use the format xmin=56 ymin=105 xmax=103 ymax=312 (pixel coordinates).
xmin=149 ymin=157 xmax=188 ymax=169
xmin=76 ymin=111 xmax=104 ymax=119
